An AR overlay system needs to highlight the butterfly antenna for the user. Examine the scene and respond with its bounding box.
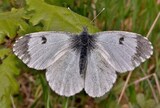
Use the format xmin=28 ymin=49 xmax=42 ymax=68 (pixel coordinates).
xmin=68 ymin=7 xmax=82 ymax=30
xmin=90 ymin=8 xmax=105 ymax=24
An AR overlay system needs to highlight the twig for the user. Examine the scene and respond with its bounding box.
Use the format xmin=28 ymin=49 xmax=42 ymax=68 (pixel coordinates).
xmin=146 ymin=12 xmax=160 ymax=38
xmin=127 ymin=72 xmax=160 ymax=103
xmin=128 ymin=64 xmax=154 ymax=86
xmin=11 ymin=95 xmax=16 ymax=108
xmin=140 ymin=12 xmax=160 ymax=103
xmin=140 ymin=67 xmax=159 ymax=103
xmin=128 ymin=73 xmax=154 ymax=87
xmin=153 ymin=73 xmax=160 ymax=96
xmin=118 ymin=71 xmax=132 ymax=104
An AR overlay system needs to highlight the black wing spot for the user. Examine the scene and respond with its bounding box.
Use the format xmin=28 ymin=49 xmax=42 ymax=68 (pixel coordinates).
xmin=119 ymin=37 xmax=124 ymax=45
xmin=41 ymin=36 xmax=47 ymax=44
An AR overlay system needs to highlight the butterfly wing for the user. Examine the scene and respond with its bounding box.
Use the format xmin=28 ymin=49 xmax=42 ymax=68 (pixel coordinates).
xmin=94 ymin=31 xmax=153 ymax=72
xmin=13 ymin=32 xmax=72 ymax=70
xmin=85 ymin=31 xmax=153 ymax=97
xmin=14 ymin=32 xmax=84 ymax=96
xmin=46 ymin=49 xmax=84 ymax=96
xmin=85 ymin=48 xmax=117 ymax=97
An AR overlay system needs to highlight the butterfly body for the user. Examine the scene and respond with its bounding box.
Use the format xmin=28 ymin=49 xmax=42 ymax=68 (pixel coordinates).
xmin=71 ymin=27 xmax=97 ymax=76
xmin=13 ymin=27 xmax=153 ymax=97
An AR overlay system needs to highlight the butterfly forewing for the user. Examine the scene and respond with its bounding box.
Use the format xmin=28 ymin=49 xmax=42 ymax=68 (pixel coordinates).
xmin=94 ymin=31 xmax=153 ymax=73
xmin=13 ymin=32 xmax=72 ymax=70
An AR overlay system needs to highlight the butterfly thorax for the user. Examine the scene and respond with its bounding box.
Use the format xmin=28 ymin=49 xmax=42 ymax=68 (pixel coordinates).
xmin=80 ymin=27 xmax=90 ymax=46
xmin=70 ymin=27 xmax=96 ymax=52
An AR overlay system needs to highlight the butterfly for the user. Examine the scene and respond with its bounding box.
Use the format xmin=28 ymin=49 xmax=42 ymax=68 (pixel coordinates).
xmin=13 ymin=26 xmax=153 ymax=97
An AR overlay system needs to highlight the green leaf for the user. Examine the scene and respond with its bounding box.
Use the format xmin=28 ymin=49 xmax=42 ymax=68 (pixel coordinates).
xmin=0 ymin=54 xmax=20 ymax=108
xmin=26 ymin=0 xmax=98 ymax=33
xmin=0 ymin=8 xmax=29 ymax=44
xmin=0 ymin=47 xmax=10 ymax=58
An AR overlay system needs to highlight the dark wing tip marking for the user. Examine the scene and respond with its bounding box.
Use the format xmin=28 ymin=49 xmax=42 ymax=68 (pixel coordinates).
xmin=137 ymin=35 xmax=153 ymax=57
xmin=131 ymin=35 xmax=153 ymax=67
xmin=13 ymin=34 xmax=31 ymax=64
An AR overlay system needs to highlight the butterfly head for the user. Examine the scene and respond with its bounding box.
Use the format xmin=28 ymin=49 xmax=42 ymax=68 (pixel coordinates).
xmin=82 ymin=26 xmax=88 ymax=33
xmin=80 ymin=26 xmax=89 ymax=41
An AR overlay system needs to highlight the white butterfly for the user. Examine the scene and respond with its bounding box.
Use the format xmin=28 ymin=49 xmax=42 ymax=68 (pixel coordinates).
xmin=13 ymin=27 xmax=153 ymax=97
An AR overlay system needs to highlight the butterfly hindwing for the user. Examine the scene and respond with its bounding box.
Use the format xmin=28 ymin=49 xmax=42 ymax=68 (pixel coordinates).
xmin=85 ymin=48 xmax=117 ymax=97
xmin=13 ymin=32 xmax=72 ymax=70
xmin=46 ymin=49 xmax=84 ymax=96
xmin=94 ymin=31 xmax=153 ymax=72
